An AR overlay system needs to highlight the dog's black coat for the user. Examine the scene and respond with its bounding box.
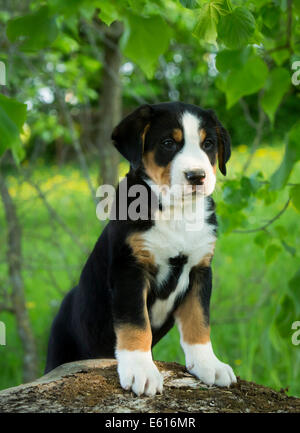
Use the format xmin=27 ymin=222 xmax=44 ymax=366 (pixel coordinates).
xmin=45 ymin=102 xmax=230 ymax=374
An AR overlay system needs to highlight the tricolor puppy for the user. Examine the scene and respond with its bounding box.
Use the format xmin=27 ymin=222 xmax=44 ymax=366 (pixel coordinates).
xmin=45 ymin=102 xmax=236 ymax=396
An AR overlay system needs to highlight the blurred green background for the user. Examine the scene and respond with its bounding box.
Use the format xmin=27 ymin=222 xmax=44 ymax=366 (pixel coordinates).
xmin=0 ymin=0 xmax=299 ymax=397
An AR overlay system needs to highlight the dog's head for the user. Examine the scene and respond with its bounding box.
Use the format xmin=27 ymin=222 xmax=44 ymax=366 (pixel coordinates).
xmin=111 ymin=102 xmax=231 ymax=197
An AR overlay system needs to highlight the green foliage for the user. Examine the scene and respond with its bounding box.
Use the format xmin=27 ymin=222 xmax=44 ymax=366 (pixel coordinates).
xmin=1 ymin=0 xmax=300 ymax=398
xmin=217 ymin=51 xmax=268 ymax=108
xmin=0 ymin=94 xmax=26 ymax=162
xmin=98 ymin=1 xmax=120 ymax=26
xmin=290 ymin=185 xmax=300 ymax=213
xmin=122 ymin=14 xmax=172 ymax=79
xmin=289 ymin=269 xmax=300 ymax=315
xmin=179 ymin=0 xmax=199 ymax=9
xmin=218 ymin=6 xmax=255 ymax=49
xmin=271 ymin=122 xmax=300 ymax=190
xmin=193 ymin=1 xmax=220 ymax=45
xmin=6 ymin=6 xmax=58 ymax=52
xmin=261 ymin=67 xmax=291 ymax=124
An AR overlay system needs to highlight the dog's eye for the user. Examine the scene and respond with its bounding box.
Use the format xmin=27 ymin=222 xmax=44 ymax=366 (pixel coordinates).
xmin=202 ymin=139 xmax=214 ymax=151
xmin=162 ymin=138 xmax=176 ymax=150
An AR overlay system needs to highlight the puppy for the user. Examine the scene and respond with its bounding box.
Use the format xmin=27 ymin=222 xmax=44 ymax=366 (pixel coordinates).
xmin=45 ymin=102 xmax=236 ymax=396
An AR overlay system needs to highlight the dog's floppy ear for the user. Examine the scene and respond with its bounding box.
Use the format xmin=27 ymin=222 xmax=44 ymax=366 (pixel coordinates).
xmin=207 ymin=109 xmax=231 ymax=176
xmin=111 ymin=104 xmax=154 ymax=169
xmin=216 ymin=122 xmax=231 ymax=176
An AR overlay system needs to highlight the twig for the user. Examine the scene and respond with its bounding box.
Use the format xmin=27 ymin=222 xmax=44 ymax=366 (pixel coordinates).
xmin=53 ymin=82 xmax=97 ymax=204
xmin=242 ymin=92 xmax=266 ymax=174
xmin=0 ymin=302 xmax=14 ymax=313
xmin=239 ymin=98 xmax=257 ymax=129
xmin=233 ymin=199 xmax=290 ymax=234
xmin=27 ymin=179 xmax=89 ymax=254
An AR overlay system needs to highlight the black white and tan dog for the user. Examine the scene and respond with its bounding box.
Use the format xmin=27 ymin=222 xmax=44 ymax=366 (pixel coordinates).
xmin=45 ymin=102 xmax=236 ymax=396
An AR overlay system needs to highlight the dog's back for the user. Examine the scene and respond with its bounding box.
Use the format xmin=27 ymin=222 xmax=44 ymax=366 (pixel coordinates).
xmin=45 ymin=225 xmax=116 ymax=373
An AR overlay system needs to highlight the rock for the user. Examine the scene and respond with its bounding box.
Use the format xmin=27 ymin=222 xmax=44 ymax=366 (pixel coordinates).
xmin=0 ymin=359 xmax=299 ymax=413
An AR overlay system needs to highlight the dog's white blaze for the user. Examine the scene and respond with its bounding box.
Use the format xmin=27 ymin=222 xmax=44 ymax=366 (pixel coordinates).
xmin=170 ymin=111 xmax=216 ymax=197
xmin=143 ymin=197 xmax=216 ymax=329
xmin=116 ymin=349 xmax=163 ymax=396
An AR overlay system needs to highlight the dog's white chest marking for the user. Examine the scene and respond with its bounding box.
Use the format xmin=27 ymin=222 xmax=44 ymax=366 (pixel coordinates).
xmin=141 ymin=198 xmax=216 ymax=328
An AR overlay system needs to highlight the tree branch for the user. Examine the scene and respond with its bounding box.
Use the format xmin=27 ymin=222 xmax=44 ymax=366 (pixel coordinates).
xmin=0 ymin=302 xmax=14 ymax=314
xmin=26 ymin=179 xmax=89 ymax=254
xmin=242 ymin=92 xmax=266 ymax=174
xmin=233 ymin=199 xmax=290 ymax=234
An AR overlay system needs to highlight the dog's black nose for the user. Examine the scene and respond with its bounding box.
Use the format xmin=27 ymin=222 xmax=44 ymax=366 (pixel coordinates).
xmin=184 ymin=170 xmax=206 ymax=185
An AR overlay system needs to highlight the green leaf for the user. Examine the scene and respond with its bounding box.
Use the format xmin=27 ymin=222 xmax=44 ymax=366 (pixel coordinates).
xmin=216 ymin=47 xmax=251 ymax=73
xmin=254 ymin=231 xmax=271 ymax=248
xmin=0 ymin=94 xmax=27 ymax=161
xmin=281 ymin=240 xmax=296 ymax=257
xmin=48 ymin=0 xmax=85 ymax=16
xmin=260 ymin=4 xmax=280 ymax=30
xmin=218 ymin=54 xmax=268 ymax=108
xmin=289 ymin=269 xmax=300 ymax=314
xmin=6 ymin=6 xmax=58 ymax=51
xmin=98 ymin=0 xmax=120 ymax=26
xmin=122 ymin=15 xmax=172 ymax=79
xmin=265 ymin=244 xmax=281 ymax=264
xmin=218 ymin=6 xmax=255 ymax=49
xmin=270 ymin=49 xmax=290 ymax=66
xmin=274 ymin=225 xmax=288 ymax=238
xmin=193 ymin=2 xmax=220 ymax=45
xmin=294 ymin=0 xmax=300 ymax=14
xmin=180 ymin=0 xmax=199 ymax=9
xmin=290 ymin=185 xmax=300 ymax=213
xmin=271 ymin=122 xmax=300 ymax=190
xmin=261 ymin=68 xmax=290 ymax=124
xmin=274 ymin=294 xmax=297 ymax=338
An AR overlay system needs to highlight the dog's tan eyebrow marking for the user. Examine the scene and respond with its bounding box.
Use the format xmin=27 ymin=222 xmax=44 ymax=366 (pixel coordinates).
xmin=199 ymin=128 xmax=206 ymax=144
xmin=172 ymin=128 xmax=183 ymax=142
xmin=143 ymin=151 xmax=171 ymax=186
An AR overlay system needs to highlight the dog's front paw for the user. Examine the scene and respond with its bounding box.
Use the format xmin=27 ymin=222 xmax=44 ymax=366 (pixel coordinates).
xmin=116 ymin=350 xmax=163 ymax=396
xmin=184 ymin=342 xmax=237 ymax=387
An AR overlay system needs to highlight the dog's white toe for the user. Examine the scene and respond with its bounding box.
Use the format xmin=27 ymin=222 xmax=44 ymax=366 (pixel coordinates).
xmin=116 ymin=349 xmax=163 ymax=396
xmin=183 ymin=341 xmax=237 ymax=387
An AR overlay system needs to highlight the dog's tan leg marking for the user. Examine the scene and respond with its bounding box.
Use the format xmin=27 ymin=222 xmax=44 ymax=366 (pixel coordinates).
xmin=115 ymin=287 xmax=152 ymax=352
xmin=175 ymin=254 xmax=214 ymax=344
xmin=175 ymin=256 xmax=237 ymax=387
xmin=115 ymin=287 xmax=163 ymax=396
xmin=174 ymin=276 xmax=210 ymax=345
